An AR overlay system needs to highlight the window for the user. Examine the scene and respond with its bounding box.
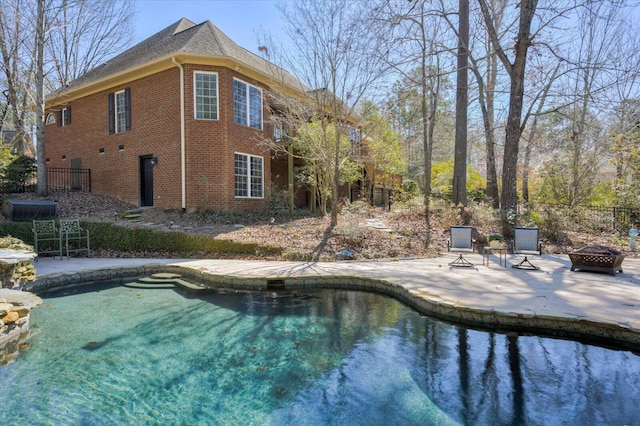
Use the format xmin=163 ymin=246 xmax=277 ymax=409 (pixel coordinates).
xmin=273 ymin=124 xmax=289 ymax=142
xmin=46 ymin=113 xmax=56 ymax=125
xmin=349 ymin=128 xmax=363 ymax=156
xmin=233 ymin=79 xmax=262 ymax=129
xmin=115 ymin=91 xmax=126 ymax=132
xmin=235 ymin=153 xmax=263 ymax=198
xmin=108 ymin=88 xmax=131 ymax=134
xmin=348 ymin=128 xmax=360 ymax=143
xmin=194 ymin=72 xmax=218 ymax=120
xmin=273 ymin=125 xmax=283 ymax=142
xmin=56 ymin=107 xmax=71 ymax=127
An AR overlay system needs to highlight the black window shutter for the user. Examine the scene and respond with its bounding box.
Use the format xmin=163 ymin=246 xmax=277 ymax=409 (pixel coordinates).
xmin=125 ymin=88 xmax=131 ymax=130
xmin=57 ymin=110 xmax=62 ymax=127
xmin=65 ymin=106 xmax=71 ymax=125
xmin=108 ymin=93 xmax=115 ymax=134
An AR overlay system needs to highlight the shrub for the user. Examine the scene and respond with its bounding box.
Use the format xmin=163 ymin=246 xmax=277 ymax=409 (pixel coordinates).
xmin=1 ymin=155 xmax=36 ymax=193
xmin=281 ymin=251 xmax=315 ymax=261
xmin=331 ymin=224 xmax=372 ymax=249
xmin=0 ymin=221 xmax=282 ymax=257
xmin=393 ymin=179 xmax=419 ymax=204
xmin=0 ymin=221 xmax=33 ymax=243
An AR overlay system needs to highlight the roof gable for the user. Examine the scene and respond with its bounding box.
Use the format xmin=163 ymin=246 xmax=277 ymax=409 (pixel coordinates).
xmin=47 ymin=18 xmax=304 ymax=104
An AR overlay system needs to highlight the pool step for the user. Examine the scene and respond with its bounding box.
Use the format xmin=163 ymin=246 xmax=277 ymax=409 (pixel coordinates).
xmin=125 ymin=281 xmax=176 ymax=289
xmin=128 ymin=273 xmax=207 ymax=292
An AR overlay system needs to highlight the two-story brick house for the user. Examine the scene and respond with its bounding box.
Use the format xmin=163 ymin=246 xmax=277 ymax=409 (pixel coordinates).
xmin=44 ymin=18 xmax=307 ymax=212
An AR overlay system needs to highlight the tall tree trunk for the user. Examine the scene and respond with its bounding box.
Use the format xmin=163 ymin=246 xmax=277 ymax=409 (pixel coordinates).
xmin=485 ymin=35 xmax=500 ymax=209
xmin=453 ymin=0 xmax=469 ymax=207
xmin=498 ymin=0 xmax=538 ymax=237
xmin=35 ymin=0 xmax=47 ymax=196
xmin=420 ymin=57 xmax=440 ymax=248
xmin=422 ymin=62 xmax=432 ymax=247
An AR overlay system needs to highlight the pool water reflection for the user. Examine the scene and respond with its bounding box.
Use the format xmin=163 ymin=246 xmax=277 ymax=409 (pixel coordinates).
xmin=1 ymin=281 xmax=639 ymax=425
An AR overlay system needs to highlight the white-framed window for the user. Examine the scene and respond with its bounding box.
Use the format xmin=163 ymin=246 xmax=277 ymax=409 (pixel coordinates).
xmin=115 ymin=90 xmax=127 ymax=133
xmin=108 ymin=88 xmax=131 ymax=134
xmin=45 ymin=113 xmax=56 ymax=125
xmin=273 ymin=124 xmax=287 ymax=142
xmin=194 ymin=71 xmax=218 ymax=120
xmin=56 ymin=107 xmax=71 ymax=127
xmin=233 ymin=78 xmax=262 ymax=129
xmin=234 ymin=152 xmax=263 ymax=198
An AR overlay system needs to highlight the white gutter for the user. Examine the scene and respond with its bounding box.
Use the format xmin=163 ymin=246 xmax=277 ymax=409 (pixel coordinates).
xmin=172 ymin=56 xmax=187 ymax=211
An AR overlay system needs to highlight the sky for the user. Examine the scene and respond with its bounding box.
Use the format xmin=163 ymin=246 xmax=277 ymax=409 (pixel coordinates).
xmin=134 ymin=0 xmax=286 ymax=55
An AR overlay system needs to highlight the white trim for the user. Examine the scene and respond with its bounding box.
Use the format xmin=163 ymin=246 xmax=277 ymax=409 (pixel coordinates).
xmin=61 ymin=107 xmax=70 ymax=126
xmin=193 ymin=71 xmax=219 ymax=120
xmin=45 ymin=113 xmax=56 ymax=125
xmin=172 ymin=57 xmax=187 ymax=211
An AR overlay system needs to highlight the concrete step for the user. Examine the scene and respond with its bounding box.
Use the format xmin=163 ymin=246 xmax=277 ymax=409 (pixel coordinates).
xmin=173 ymin=278 xmax=206 ymax=291
xmin=119 ymin=208 xmax=145 ymax=222
xmin=135 ymin=274 xmax=207 ymax=292
xmin=124 ymin=281 xmax=175 ymax=289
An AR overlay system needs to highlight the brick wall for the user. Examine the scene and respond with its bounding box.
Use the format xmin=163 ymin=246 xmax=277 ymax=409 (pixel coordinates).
xmin=45 ymin=64 xmax=274 ymax=212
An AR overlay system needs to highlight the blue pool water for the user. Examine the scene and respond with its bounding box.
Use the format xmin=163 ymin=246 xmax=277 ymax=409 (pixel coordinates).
xmin=1 ymin=281 xmax=639 ymax=425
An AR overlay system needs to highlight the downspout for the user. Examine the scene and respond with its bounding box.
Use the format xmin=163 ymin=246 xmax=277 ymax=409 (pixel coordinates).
xmin=172 ymin=56 xmax=186 ymax=212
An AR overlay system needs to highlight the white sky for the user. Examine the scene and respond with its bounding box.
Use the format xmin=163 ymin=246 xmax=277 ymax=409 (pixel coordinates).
xmin=134 ymin=0 xmax=285 ymax=55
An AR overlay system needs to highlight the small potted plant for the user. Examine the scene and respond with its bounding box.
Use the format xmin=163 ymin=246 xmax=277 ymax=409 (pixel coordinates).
xmin=487 ymin=233 xmax=503 ymax=249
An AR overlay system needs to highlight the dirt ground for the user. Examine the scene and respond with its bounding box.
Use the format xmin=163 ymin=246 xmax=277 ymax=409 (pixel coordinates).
xmin=3 ymin=191 xmax=636 ymax=261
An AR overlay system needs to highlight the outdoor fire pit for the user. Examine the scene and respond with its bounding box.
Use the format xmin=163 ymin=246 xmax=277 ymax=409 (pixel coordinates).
xmin=568 ymin=245 xmax=626 ymax=275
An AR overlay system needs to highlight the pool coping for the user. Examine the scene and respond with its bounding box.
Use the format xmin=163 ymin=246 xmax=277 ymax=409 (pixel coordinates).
xmin=25 ymin=256 xmax=640 ymax=352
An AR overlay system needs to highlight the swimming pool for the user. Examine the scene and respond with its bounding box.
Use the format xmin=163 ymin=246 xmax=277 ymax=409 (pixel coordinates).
xmin=2 ymin=280 xmax=639 ymax=425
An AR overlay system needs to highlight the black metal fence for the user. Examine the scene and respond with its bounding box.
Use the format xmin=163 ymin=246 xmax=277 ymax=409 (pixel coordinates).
xmin=533 ymin=203 xmax=640 ymax=234
xmin=46 ymin=167 xmax=91 ymax=192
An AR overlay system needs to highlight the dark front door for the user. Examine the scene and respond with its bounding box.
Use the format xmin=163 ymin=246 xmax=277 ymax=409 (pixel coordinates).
xmin=140 ymin=156 xmax=154 ymax=206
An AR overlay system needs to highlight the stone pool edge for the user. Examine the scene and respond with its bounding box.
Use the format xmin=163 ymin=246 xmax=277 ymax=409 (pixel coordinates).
xmin=25 ymin=263 xmax=640 ymax=352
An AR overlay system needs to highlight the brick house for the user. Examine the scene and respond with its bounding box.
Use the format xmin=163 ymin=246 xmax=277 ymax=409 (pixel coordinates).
xmin=44 ymin=18 xmax=313 ymax=212
xmin=44 ymin=18 xmax=398 ymax=212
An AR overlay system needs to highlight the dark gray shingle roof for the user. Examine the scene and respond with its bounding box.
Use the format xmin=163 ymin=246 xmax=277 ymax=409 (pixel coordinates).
xmin=54 ymin=18 xmax=302 ymax=96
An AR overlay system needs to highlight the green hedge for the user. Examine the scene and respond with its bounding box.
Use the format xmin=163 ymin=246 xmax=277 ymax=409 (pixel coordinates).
xmin=0 ymin=221 xmax=32 ymax=243
xmin=0 ymin=221 xmax=282 ymax=257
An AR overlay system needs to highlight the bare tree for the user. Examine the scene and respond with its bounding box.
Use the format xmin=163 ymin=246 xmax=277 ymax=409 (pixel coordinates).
xmin=520 ymin=62 xmax=560 ymax=204
xmin=0 ymin=0 xmax=37 ymax=154
xmin=536 ymin=1 xmax=640 ymax=207
xmin=45 ymin=0 xmax=135 ymax=90
xmin=35 ymin=0 xmax=46 ymax=195
xmin=372 ymin=0 xmax=453 ymax=246
xmin=34 ymin=0 xmax=134 ymax=194
xmin=1 ymin=0 xmax=135 ymax=195
xmin=479 ymin=0 xmax=538 ymax=236
xmin=265 ymin=0 xmax=383 ymax=226
xmin=479 ymin=1 xmax=506 ymax=209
